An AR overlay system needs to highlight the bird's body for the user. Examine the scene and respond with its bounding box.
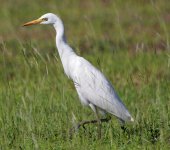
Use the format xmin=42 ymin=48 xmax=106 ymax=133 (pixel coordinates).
xmin=23 ymin=13 xmax=134 ymax=126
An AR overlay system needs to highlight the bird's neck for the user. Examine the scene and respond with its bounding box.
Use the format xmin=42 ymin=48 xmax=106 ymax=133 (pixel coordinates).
xmin=54 ymin=20 xmax=65 ymax=47
xmin=53 ymin=19 xmax=77 ymax=77
xmin=53 ymin=19 xmax=75 ymax=59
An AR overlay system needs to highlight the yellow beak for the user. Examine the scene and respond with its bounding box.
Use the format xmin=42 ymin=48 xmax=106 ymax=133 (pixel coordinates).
xmin=23 ymin=18 xmax=43 ymax=26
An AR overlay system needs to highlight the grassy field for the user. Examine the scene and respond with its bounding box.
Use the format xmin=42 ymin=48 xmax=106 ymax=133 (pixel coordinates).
xmin=0 ymin=0 xmax=170 ymax=149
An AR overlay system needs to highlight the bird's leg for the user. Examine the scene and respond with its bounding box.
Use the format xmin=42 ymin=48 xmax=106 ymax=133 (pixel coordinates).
xmin=69 ymin=114 xmax=111 ymax=139
xmin=94 ymin=112 xmax=112 ymax=139
xmin=95 ymin=109 xmax=102 ymax=139
xmin=69 ymin=104 xmax=111 ymax=139
xmin=73 ymin=116 xmax=111 ymax=130
xmin=89 ymin=104 xmax=102 ymax=139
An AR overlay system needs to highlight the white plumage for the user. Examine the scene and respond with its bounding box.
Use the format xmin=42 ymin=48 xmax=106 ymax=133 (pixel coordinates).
xmin=23 ymin=13 xmax=134 ymax=124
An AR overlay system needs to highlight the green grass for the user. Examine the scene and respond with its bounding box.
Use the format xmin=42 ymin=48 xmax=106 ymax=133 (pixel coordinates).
xmin=0 ymin=0 xmax=170 ymax=149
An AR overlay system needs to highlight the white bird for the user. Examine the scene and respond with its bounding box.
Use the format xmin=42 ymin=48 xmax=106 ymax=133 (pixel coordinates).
xmin=23 ymin=13 xmax=134 ymax=137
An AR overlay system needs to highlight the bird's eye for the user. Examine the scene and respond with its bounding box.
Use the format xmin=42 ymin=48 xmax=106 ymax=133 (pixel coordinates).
xmin=42 ymin=18 xmax=48 ymax=21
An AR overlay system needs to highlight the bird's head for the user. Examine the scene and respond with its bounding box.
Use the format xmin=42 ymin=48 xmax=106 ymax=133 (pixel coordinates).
xmin=23 ymin=13 xmax=57 ymax=26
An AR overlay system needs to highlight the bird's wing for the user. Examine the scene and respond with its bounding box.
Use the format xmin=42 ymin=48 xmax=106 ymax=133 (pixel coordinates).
xmin=72 ymin=57 xmax=132 ymax=121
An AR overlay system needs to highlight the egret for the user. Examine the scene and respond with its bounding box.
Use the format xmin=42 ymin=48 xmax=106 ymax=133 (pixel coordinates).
xmin=23 ymin=13 xmax=134 ymax=138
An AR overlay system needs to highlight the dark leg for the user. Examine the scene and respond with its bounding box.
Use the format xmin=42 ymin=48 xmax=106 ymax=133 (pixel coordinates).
xmin=69 ymin=115 xmax=111 ymax=139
